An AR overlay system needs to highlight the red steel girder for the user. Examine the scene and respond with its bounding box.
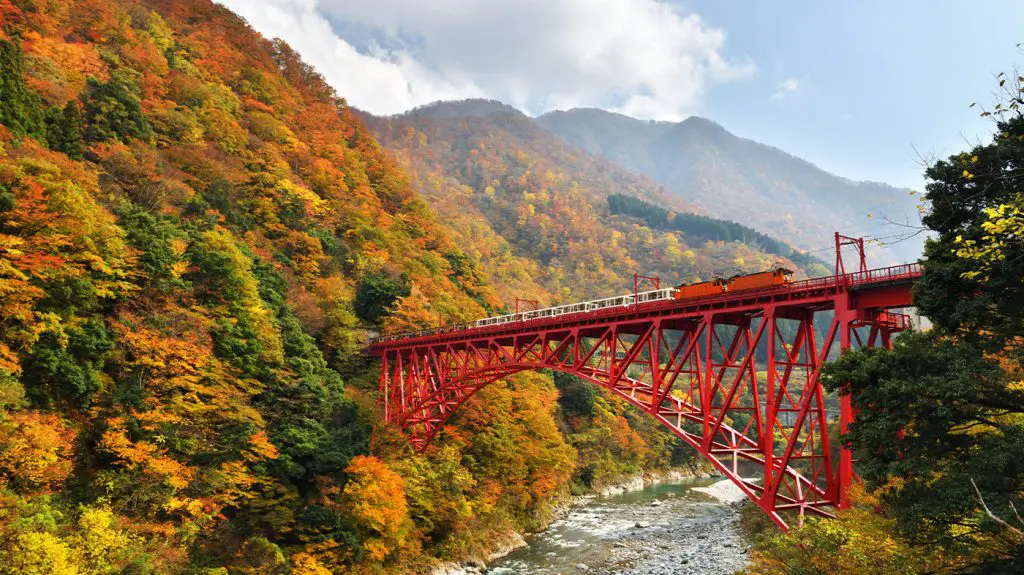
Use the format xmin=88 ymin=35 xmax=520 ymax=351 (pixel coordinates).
xmin=371 ymin=266 xmax=918 ymax=530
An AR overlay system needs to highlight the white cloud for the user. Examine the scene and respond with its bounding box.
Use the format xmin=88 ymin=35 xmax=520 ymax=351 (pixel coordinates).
xmin=218 ymin=0 xmax=756 ymax=120
xmin=839 ymin=112 xmax=853 ymax=121
xmin=771 ymin=77 xmax=801 ymax=101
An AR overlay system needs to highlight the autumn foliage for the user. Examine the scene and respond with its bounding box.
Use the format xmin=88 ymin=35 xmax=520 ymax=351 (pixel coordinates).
xmin=341 ymin=456 xmax=413 ymax=563
xmin=0 ymin=0 xmax=732 ymax=573
xmin=366 ymin=104 xmax=814 ymax=308
xmin=0 ymin=411 xmax=75 ymax=493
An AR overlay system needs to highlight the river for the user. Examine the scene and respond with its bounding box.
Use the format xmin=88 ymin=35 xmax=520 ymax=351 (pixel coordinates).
xmin=488 ymin=477 xmax=750 ymax=575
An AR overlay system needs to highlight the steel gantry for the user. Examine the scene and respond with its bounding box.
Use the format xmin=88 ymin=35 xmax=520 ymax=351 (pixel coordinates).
xmin=369 ymin=261 xmax=921 ymax=529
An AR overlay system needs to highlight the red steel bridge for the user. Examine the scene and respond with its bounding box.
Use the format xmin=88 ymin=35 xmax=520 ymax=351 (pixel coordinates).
xmin=368 ymin=235 xmax=922 ymax=529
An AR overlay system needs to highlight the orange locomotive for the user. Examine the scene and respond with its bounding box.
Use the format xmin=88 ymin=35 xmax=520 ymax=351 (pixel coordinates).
xmin=673 ymin=277 xmax=728 ymax=300
xmin=727 ymin=267 xmax=793 ymax=291
xmin=674 ymin=267 xmax=793 ymax=301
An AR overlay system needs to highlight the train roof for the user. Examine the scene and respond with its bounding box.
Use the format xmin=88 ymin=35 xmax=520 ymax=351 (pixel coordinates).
xmin=730 ymin=267 xmax=794 ymax=278
xmin=674 ymin=277 xmax=727 ymax=289
xmin=677 ymin=267 xmax=793 ymax=289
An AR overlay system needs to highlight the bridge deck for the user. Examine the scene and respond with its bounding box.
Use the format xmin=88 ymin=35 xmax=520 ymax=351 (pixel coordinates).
xmin=373 ymin=260 xmax=923 ymax=529
xmin=370 ymin=263 xmax=921 ymax=352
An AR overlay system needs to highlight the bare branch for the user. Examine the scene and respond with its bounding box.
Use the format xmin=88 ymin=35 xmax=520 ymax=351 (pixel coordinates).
xmin=1010 ymin=500 xmax=1024 ymax=529
xmin=971 ymin=477 xmax=1024 ymax=541
xmin=880 ymin=213 xmax=926 ymax=232
xmin=911 ymin=142 xmax=940 ymax=170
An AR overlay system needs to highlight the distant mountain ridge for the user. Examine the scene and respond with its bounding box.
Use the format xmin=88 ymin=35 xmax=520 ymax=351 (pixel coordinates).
xmin=379 ymin=99 xmax=691 ymax=214
xmin=535 ymin=106 xmax=923 ymax=263
xmin=361 ymin=100 xmax=825 ymax=303
xmin=403 ymin=98 xmax=520 ymax=119
xmin=379 ymin=99 xmax=922 ymax=264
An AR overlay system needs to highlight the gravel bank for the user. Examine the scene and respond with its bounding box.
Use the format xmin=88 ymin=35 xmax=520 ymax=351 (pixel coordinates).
xmin=488 ymin=477 xmax=750 ymax=575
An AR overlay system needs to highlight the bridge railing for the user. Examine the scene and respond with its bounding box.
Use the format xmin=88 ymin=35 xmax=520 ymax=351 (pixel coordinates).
xmin=844 ymin=262 xmax=922 ymax=287
xmin=368 ymin=263 xmax=923 ymax=345
xmin=369 ymin=288 xmax=676 ymax=344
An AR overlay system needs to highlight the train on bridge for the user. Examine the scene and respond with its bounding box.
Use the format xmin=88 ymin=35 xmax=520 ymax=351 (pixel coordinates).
xmin=369 ymin=233 xmax=924 ymax=530
xmin=674 ymin=267 xmax=792 ymax=299
xmin=372 ymin=267 xmax=795 ymax=343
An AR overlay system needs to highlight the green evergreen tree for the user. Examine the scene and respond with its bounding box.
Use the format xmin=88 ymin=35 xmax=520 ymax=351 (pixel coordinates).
xmin=45 ymin=100 xmax=84 ymax=159
xmin=82 ymin=71 xmax=153 ymax=143
xmin=116 ymin=203 xmax=185 ymax=290
xmin=0 ymin=38 xmax=46 ymax=140
xmin=353 ymin=271 xmax=412 ymax=323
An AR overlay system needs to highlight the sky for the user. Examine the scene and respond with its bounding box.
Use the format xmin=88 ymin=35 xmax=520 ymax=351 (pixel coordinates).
xmin=219 ymin=0 xmax=1024 ymax=191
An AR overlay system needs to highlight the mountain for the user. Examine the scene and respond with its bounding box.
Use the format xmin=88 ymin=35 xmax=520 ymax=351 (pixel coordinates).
xmin=362 ymin=100 xmax=825 ymax=304
xmin=536 ymin=108 xmax=924 ymax=264
xmin=0 ymin=2 xmax=745 ymax=572
xmin=403 ymin=98 xmax=520 ymax=119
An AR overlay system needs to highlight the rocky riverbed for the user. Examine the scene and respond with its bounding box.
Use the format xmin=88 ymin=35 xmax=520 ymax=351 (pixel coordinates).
xmin=485 ymin=478 xmax=750 ymax=575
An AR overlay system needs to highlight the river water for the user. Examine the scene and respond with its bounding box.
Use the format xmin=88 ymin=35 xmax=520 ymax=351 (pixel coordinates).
xmin=488 ymin=478 xmax=750 ymax=575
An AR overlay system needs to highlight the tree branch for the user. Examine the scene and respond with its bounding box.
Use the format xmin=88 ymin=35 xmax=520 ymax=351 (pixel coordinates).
xmin=971 ymin=477 xmax=1024 ymax=541
xmin=1009 ymin=500 xmax=1024 ymax=528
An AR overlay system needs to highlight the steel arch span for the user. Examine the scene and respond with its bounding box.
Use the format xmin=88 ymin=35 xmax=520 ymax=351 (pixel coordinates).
xmin=369 ymin=263 xmax=921 ymax=529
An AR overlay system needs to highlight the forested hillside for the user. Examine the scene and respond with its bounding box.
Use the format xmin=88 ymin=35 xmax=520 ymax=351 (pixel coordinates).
xmin=364 ymin=101 xmax=814 ymax=305
xmin=536 ymin=108 xmax=923 ymax=264
xmin=0 ymin=1 xmax=729 ymax=573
